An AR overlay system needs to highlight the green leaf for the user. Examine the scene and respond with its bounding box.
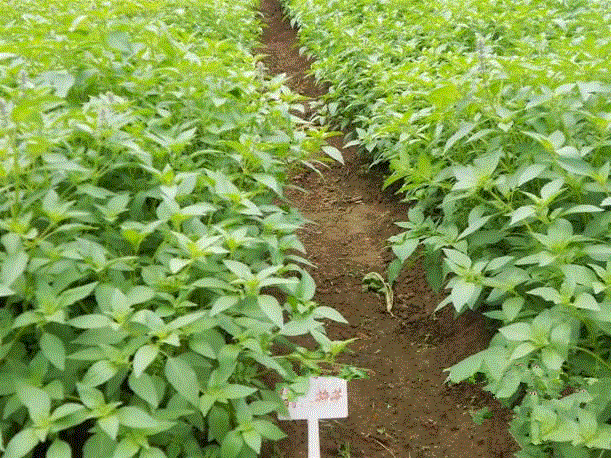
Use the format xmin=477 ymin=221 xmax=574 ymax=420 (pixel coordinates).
xmin=248 ymin=401 xmax=279 ymax=415
xmin=189 ymin=334 xmax=217 ymax=359
xmin=1 ymin=251 xmax=28 ymax=286
xmin=443 ymin=248 xmax=471 ymax=268
xmin=502 ymin=297 xmax=524 ymax=322
xmin=574 ymin=293 xmax=600 ymax=311
xmin=68 ymin=314 xmax=114 ymax=329
xmin=585 ymin=424 xmax=611 ymax=449
xmin=541 ymin=347 xmax=564 ymax=370
xmin=499 ymin=322 xmax=532 ymax=341
xmin=76 ymin=384 xmax=105 ymax=409
xmin=165 ymin=357 xmax=200 ymax=406
xmin=563 ymin=204 xmax=602 ymax=215
xmin=444 ymin=122 xmax=476 ymax=153
xmin=312 ymin=306 xmax=348 ymax=323
xmin=551 ymin=323 xmax=571 ymax=350
xmin=41 ymin=71 xmax=75 ymax=98
xmin=469 ymin=407 xmax=492 ymax=425
xmin=253 ymin=174 xmax=282 ymax=195
xmin=219 ymin=384 xmax=258 ymax=400
xmin=3 ymin=428 xmax=39 ymax=458
xmin=40 ymin=332 xmax=66 ymax=370
xmin=242 ymin=430 xmax=262 ymax=454
xmin=280 ymin=317 xmax=318 ymax=336
xmin=256 ymin=295 xmax=283 ymax=327
xmin=81 ymin=360 xmax=119 ymax=387
xmin=96 ymin=284 xmax=129 ymax=315
xmin=223 ymin=260 xmax=253 ymax=280
xmin=528 ymin=287 xmax=561 ymax=304
xmin=133 ymin=345 xmax=159 ymax=378
xmin=169 ymin=258 xmax=190 ymax=274
xmin=294 ymin=270 xmax=316 ymax=301
xmin=167 ymin=310 xmax=208 ymax=330
xmin=424 ymin=247 xmax=444 ymax=292
xmin=556 ymin=157 xmax=594 ymax=177
xmin=139 ymin=447 xmax=167 ymax=458
xmin=533 ymin=405 xmax=558 ymax=436
xmin=517 ymin=164 xmax=547 ymax=186
xmin=510 ymin=342 xmax=537 ymax=360
xmin=216 ymin=345 xmax=240 ymax=383
xmin=452 ymin=166 xmax=477 ymax=191
xmin=208 ymin=404 xmax=231 ymax=443
xmin=585 ymin=245 xmax=611 ymax=261
xmin=392 ymin=238 xmax=419 ymax=262
xmin=540 ymin=178 xmax=565 ymax=201
xmin=210 ymin=295 xmax=240 ymax=316
xmin=112 ymin=437 xmax=140 ymax=458
xmin=449 ymin=278 xmax=480 ymax=311
xmin=495 ymin=369 xmax=522 ymax=399
xmin=16 ymin=381 xmax=51 ymax=422
xmin=386 ymin=258 xmax=403 ymax=285
xmin=12 ymin=311 xmax=40 ymax=328
xmin=83 ymin=433 xmax=115 ymax=458
xmin=98 ymin=415 xmax=119 ymax=440
xmin=532 ymin=311 xmax=553 ymax=342
xmin=126 ymin=286 xmax=155 ymax=306
xmin=46 ymin=439 xmax=71 ymax=458
xmin=200 ymin=393 xmax=216 ymax=416
xmin=106 ymin=31 xmax=133 ymax=54
xmin=252 ymin=420 xmax=286 ymax=440
xmin=128 ymin=372 xmax=160 ymax=409
xmin=321 ymin=145 xmax=344 ymax=164
xmin=50 ymin=403 xmax=85 ymax=421
xmin=59 ymin=282 xmax=98 ymax=307
xmin=181 ymin=203 xmax=217 ymax=216
xmin=248 ymin=353 xmax=288 ymax=377
xmin=578 ymin=409 xmax=598 ymax=442
xmin=220 ymin=430 xmax=243 ymax=458
xmin=446 ymin=350 xmax=485 ymax=382
xmin=0 ymin=284 xmax=14 ymax=297
xmin=458 ymin=209 xmax=492 ymax=240
xmin=117 ymin=406 xmax=174 ymax=430
xmin=510 ymin=206 xmax=536 ymax=225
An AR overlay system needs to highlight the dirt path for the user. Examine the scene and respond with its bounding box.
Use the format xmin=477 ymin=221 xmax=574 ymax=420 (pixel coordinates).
xmin=257 ymin=1 xmax=519 ymax=457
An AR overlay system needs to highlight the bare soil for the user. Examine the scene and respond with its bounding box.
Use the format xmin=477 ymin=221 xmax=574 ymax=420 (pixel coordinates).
xmin=257 ymin=1 xmax=520 ymax=457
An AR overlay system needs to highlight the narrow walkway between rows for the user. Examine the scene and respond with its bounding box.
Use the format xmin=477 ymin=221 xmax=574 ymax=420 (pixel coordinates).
xmin=257 ymin=1 xmax=518 ymax=456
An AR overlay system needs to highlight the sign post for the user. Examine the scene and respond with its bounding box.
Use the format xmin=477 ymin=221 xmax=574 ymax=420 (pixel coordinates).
xmin=278 ymin=377 xmax=348 ymax=458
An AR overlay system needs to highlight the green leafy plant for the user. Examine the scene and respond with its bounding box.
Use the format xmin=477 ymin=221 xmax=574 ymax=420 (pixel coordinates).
xmin=0 ymin=0 xmax=355 ymax=457
xmin=282 ymin=0 xmax=611 ymax=455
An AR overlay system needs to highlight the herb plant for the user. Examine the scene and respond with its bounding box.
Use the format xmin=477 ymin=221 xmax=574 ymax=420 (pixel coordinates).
xmin=0 ymin=0 xmax=352 ymax=457
xmin=282 ymin=0 xmax=611 ymax=455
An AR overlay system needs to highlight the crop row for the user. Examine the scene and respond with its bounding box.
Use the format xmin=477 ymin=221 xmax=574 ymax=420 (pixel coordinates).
xmin=0 ymin=1 xmax=351 ymax=458
xmin=282 ymin=0 xmax=611 ymax=456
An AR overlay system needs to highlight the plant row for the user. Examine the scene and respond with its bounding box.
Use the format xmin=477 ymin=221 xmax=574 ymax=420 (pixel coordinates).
xmin=0 ymin=1 xmax=352 ymax=457
xmin=282 ymin=0 xmax=611 ymax=456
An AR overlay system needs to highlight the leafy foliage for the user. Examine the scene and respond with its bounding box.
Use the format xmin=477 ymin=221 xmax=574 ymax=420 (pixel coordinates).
xmin=283 ymin=0 xmax=611 ymax=455
xmin=0 ymin=0 xmax=353 ymax=457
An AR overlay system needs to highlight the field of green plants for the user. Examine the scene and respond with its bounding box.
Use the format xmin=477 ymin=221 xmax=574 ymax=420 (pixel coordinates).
xmin=282 ymin=0 xmax=611 ymax=456
xmin=0 ymin=0 xmax=352 ymax=457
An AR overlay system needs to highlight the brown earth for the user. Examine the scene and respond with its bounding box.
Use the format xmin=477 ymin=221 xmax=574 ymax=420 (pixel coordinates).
xmin=256 ymin=1 xmax=520 ymax=457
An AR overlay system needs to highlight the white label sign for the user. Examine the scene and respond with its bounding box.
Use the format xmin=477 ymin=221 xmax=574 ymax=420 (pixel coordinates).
xmin=278 ymin=376 xmax=348 ymax=420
